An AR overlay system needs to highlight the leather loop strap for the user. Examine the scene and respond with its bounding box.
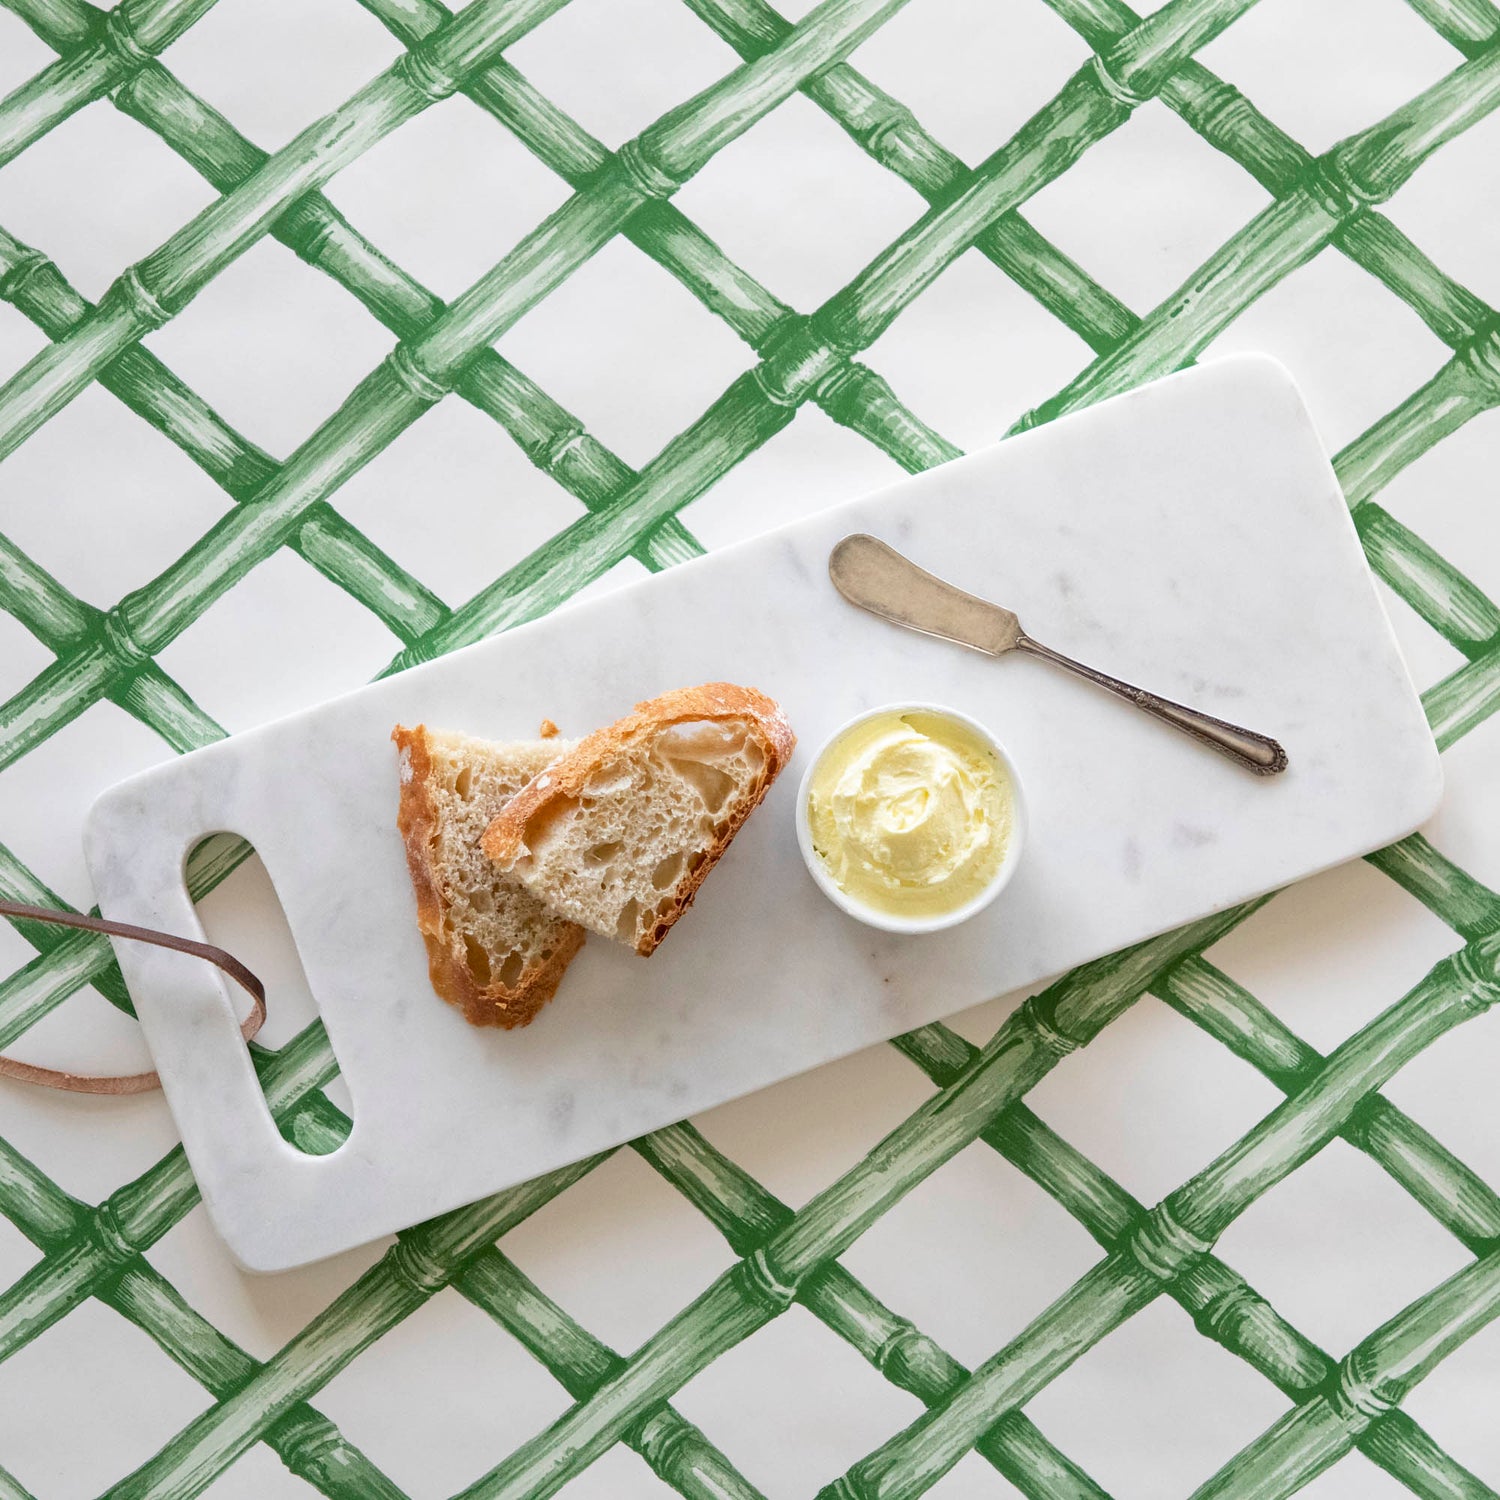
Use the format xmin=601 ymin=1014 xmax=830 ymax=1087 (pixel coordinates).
xmin=0 ymin=900 xmax=265 ymax=1096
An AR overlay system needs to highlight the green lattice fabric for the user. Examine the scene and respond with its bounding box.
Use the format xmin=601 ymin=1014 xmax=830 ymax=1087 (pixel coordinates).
xmin=0 ymin=0 xmax=1498 ymax=1493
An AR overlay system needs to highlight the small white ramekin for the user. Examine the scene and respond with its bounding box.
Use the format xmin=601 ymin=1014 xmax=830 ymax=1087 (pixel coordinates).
xmin=795 ymin=703 xmax=1027 ymax=935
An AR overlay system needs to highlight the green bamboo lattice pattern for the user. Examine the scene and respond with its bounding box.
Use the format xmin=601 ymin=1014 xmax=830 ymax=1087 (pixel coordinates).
xmin=0 ymin=0 xmax=1499 ymax=1493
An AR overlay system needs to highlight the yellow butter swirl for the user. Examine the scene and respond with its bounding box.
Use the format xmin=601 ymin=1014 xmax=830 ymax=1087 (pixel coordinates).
xmin=808 ymin=711 xmax=1011 ymax=918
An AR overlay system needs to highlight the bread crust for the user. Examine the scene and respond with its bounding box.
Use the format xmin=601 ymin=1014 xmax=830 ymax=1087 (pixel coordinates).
xmin=481 ymin=683 xmax=796 ymax=955
xmin=393 ymin=724 xmax=584 ymax=1027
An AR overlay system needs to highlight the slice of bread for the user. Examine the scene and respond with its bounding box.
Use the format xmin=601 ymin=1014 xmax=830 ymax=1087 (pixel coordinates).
xmin=481 ymin=684 xmax=795 ymax=955
xmin=393 ymin=724 xmax=584 ymax=1028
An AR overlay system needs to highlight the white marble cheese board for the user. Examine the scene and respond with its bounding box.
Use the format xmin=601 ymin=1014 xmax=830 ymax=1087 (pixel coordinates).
xmin=84 ymin=356 xmax=1440 ymax=1271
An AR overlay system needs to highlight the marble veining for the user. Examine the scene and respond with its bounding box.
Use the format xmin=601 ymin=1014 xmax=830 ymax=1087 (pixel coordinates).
xmin=83 ymin=357 xmax=1441 ymax=1272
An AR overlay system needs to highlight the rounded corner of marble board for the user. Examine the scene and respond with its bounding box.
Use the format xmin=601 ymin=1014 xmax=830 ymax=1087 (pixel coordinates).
xmin=195 ymin=1169 xmax=370 ymax=1276
xmin=1142 ymin=354 xmax=1318 ymax=445
xmin=1156 ymin=350 xmax=1302 ymax=408
xmin=1400 ymin=736 xmax=1447 ymax=833
xmin=1207 ymin=348 xmax=1301 ymax=395
xmin=82 ymin=757 xmax=212 ymax=904
xmin=217 ymin=1205 xmax=392 ymax=1275
xmin=205 ymin=1218 xmax=295 ymax=1276
xmin=82 ymin=768 xmax=154 ymax=865
xmin=1339 ymin=732 xmax=1445 ymax=864
xmin=210 ymin=1218 xmax=337 ymax=1277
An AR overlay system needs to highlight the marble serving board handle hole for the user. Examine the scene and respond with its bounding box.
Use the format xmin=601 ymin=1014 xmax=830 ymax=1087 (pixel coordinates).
xmin=829 ymin=533 xmax=1288 ymax=776
xmin=187 ymin=836 xmax=352 ymax=1158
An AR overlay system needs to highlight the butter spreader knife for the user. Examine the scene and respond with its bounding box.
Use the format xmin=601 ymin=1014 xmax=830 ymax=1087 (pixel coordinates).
xmin=830 ymin=533 xmax=1288 ymax=776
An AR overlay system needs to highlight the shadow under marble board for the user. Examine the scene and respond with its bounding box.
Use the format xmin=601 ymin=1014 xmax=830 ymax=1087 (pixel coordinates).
xmin=85 ymin=355 xmax=1440 ymax=1271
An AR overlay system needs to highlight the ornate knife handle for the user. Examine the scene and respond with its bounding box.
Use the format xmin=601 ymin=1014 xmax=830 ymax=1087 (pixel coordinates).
xmin=1019 ymin=637 xmax=1288 ymax=776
